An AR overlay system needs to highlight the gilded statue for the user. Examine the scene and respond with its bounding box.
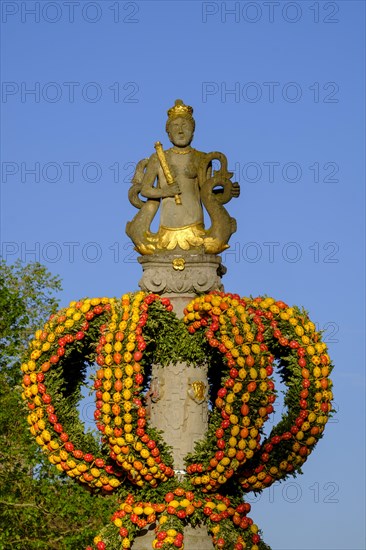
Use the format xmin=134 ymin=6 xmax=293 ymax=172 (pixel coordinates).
xmin=126 ymin=100 xmax=240 ymax=255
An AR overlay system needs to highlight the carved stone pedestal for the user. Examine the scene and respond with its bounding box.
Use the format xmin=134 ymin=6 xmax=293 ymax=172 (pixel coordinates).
xmin=138 ymin=252 xmax=225 ymax=296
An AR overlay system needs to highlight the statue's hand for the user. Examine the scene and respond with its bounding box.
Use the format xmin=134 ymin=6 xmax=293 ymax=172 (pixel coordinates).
xmin=162 ymin=182 xmax=181 ymax=198
xmin=231 ymin=182 xmax=240 ymax=198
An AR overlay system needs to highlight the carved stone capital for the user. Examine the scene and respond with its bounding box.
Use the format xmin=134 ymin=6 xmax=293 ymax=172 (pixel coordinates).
xmin=138 ymin=252 xmax=226 ymax=295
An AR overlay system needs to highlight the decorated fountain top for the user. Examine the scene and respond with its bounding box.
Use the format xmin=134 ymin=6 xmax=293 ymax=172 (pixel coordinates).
xmin=19 ymin=98 xmax=334 ymax=550
xmin=126 ymin=99 xmax=240 ymax=257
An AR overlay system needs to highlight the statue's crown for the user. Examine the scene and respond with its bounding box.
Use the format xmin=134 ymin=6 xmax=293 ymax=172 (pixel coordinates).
xmin=167 ymin=99 xmax=193 ymax=120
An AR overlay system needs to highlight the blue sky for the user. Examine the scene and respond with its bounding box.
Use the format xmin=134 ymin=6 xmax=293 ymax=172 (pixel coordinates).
xmin=1 ymin=1 xmax=365 ymax=549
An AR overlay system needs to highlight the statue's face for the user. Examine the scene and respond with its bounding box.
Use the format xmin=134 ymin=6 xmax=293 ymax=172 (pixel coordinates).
xmin=167 ymin=117 xmax=194 ymax=147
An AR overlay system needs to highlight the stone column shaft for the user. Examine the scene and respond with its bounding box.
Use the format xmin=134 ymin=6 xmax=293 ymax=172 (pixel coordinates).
xmin=132 ymin=254 xmax=222 ymax=550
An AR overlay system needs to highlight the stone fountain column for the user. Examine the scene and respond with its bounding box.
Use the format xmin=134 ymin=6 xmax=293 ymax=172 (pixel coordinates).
xmin=131 ymin=252 xmax=224 ymax=550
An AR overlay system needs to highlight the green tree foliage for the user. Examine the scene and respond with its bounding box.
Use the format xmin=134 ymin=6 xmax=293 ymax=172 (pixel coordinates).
xmin=0 ymin=261 xmax=116 ymax=549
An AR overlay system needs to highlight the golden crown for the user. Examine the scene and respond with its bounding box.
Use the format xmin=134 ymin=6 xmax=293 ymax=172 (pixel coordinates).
xmin=167 ymin=99 xmax=194 ymax=120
